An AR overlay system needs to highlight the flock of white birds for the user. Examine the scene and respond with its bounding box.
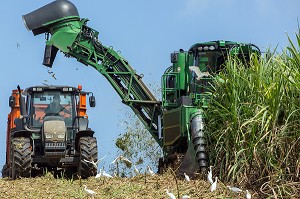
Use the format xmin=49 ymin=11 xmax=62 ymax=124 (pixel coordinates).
xmin=207 ymin=166 xmax=252 ymax=199
xmin=82 ymin=156 xmax=252 ymax=199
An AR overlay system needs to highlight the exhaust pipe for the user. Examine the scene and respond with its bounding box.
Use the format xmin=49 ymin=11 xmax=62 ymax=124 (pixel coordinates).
xmin=17 ymin=85 xmax=27 ymax=116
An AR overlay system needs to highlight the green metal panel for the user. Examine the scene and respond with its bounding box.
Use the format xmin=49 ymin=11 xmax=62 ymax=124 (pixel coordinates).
xmin=46 ymin=20 xmax=81 ymax=53
xmin=163 ymin=105 xmax=199 ymax=146
xmin=163 ymin=107 xmax=181 ymax=145
xmin=173 ymin=52 xmax=187 ymax=90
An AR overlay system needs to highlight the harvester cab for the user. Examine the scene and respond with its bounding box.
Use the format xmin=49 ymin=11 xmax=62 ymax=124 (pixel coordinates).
xmin=2 ymin=85 xmax=98 ymax=179
xmin=163 ymin=41 xmax=261 ymax=108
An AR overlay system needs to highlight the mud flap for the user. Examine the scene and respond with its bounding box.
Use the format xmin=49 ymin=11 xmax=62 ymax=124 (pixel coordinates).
xmin=178 ymin=140 xmax=198 ymax=176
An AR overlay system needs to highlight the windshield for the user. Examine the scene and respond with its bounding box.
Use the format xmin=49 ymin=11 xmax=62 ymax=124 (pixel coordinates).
xmin=196 ymin=51 xmax=225 ymax=74
xmin=30 ymin=91 xmax=74 ymax=126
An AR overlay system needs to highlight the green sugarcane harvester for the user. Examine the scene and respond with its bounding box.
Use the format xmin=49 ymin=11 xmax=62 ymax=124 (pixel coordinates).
xmin=23 ymin=0 xmax=260 ymax=175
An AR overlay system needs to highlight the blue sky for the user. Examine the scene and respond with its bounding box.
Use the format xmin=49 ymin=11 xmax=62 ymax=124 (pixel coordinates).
xmin=0 ymin=0 xmax=299 ymax=174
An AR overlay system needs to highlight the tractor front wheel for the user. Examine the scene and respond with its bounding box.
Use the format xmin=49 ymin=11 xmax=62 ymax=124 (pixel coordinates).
xmin=78 ymin=136 xmax=98 ymax=178
xmin=11 ymin=137 xmax=32 ymax=179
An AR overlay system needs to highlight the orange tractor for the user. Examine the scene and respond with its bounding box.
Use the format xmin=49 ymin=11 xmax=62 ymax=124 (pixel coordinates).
xmin=2 ymin=85 xmax=98 ymax=179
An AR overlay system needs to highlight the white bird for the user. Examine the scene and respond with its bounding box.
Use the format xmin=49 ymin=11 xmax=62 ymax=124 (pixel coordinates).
xmin=210 ymin=177 xmax=218 ymax=192
xmin=101 ymin=170 xmax=113 ymax=178
xmin=133 ymin=165 xmax=140 ymax=175
xmin=95 ymin=173 xmax=101 ymax=179
xmin=164 ymin=189 xmax=176 ymax=199
xmin=207 ymin=166 xmax=213 ymax=184
xmin=120 ymin=120 xmax=129 ymax=127
xmin=189 ymin=66 xmax=210 ymax=80
xmin=182 ymin=195 xmax=191 ymax=199
xmin=227 ymin=185 xmax=243 ymax=193
xmin=84 ymin=155 xmax=107 ymax=169
xmin=83 ymin=185 xmax=96 ymax=198
xmin=110 ymin=155 xmax=132 ymax=165
xmin=183 ymin=173 xmax=190 ymax=182
xmin=95 ymin=169 xmax=102 ymax=179
xmin=246 ymin=190 xmax=251 ymax=199
xmin=146 ymin=165 xmax=155 ymax=176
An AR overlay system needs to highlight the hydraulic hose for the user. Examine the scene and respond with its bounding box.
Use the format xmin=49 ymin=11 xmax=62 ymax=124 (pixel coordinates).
xmin=190 ymin=112 xmax=208 ymax=172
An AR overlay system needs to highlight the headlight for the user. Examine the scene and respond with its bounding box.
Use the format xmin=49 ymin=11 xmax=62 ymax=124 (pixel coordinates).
xmin=57 ymin=133 xmax=65 ymax=139
xmin=45 ymin=132 xmax=65 ymax=139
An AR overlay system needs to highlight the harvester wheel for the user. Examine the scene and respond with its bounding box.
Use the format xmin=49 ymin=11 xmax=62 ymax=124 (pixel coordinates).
xmin=11 ymin=137 xmax=32 ymax=179
xmin=78 ymin=136 xmax=98 ymax=179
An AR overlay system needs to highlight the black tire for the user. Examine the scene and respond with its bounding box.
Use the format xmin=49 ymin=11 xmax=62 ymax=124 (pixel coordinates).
xmin=78 ymin=136 xmax=98 ymax=178
xmin=1 ymin=164 xmax=9 ymax=178
xmin=11 ymin=137 xmax=32 ymax=179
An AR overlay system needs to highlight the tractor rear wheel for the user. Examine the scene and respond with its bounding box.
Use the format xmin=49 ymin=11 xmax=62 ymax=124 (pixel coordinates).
xmin=78 ymin=136 xmax=98 ymax=178
xmin=11 ymin=137 xmax=32 ymax=179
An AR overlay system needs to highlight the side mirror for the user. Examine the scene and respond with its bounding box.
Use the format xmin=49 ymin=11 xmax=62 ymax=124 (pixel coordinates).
xmin=170 ymin=52 xmax=178 ymax=63
xmin=9 ymin=96 xmax=16 ymax=107
xmin=89 ymin=95 xmax=96 ymax=107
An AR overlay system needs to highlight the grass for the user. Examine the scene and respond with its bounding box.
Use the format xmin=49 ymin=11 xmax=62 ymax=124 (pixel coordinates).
xmin=204 ymin=33 xmax=300 ymax=198
xmin=0 ymin=169 xmax=261 ymax=198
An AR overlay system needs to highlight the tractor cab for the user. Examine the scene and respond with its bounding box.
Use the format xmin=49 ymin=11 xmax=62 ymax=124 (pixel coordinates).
xmin=23 ymin=85 xmax=95 ymax=158
xmin=3 ymin=85 xmax=98 ymax=179
xmin=29 ymin=89 xmax=75 ymax=127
